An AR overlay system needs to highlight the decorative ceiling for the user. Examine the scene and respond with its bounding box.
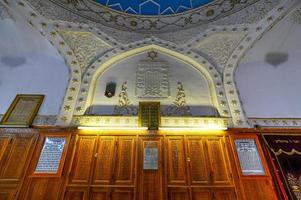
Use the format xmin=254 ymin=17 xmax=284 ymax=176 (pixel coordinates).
xmin=25 ymin=0 xmax=263 ymax=33
xmin=94 ymin=0 xmax=213 ymax=15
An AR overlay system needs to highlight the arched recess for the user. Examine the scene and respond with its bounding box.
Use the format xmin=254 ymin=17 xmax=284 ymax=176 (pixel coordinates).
xmin=223 ymin=0 xmax=299 ymax=127
xmin=73 ymin=43 xmax=231 ymax=119
xmin=2 ymin=0 xmax=83 ymax=125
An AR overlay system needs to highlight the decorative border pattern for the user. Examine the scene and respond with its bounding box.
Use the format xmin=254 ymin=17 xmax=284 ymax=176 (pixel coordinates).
xmin=249 ymin=118 xmax=301 ymax=127
xmin=32 ymin=0 xmax=261 ymax=33
xmin=72 ymin=115 xmax=229 ymax=128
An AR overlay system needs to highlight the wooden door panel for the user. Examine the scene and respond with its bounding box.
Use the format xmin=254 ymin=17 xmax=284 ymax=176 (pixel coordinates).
xmin=206 ymin=138 xmax=231 ymax=185
xmin=241 ymin=179 xmax=277 ymax=200
xmin=191 ymin=188 xmax=211 ymax=200
xmin=138 ymin=138 xmax=163 ymax=200
xmin=24 ymin=179 xmax=64 ymax=200
xmin=114 ymin=137 xmax=136 ymax=185
xmin=0 ymin=136 xmax=34 ymax=180
xmin=111 ymin=188 xmax=134 ymax=200
xmin=90 ymin=190 xmax=107 ymax=200
xmin=0 ymin=137 xmax=10 ymax=164
xmin=64 ymin=191 xmax=86 ymax=200
xmin=166 ymin=137 xmax=188 ymax=185
xmin=168 ymin=188 xmax=190 ymax=200
xmin=212 ymin=188 xmax=236 ymax=200
xmin=92 ymin=137 xmax=115 ymax=185
xmin=69 ymin=136 xmax=97 ymax=185
xmin=0 ymin=190 xmax=15 ymax=200
xmin=186 ymin=137 xmax=209 ymax=185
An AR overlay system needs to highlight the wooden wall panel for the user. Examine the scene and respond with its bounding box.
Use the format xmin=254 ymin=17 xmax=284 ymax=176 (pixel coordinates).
xmin=191 ymin=188 xmax=211 ymax=200
xmin=0 ymin=136 xmax=34 ymax=180
xmin=69 ymin=136 xmax=97 ymax=185
xmin=0 ymin=137 xmax=10 ymax=163
xmin=17 ymin=131 xmax=74 ymax=200
xmin=90 ymin=188 xmax=107 ymax=200
xmin=241 ymin=179 xmax=277 ymax=200
xmin=114 ymin=137 xmax=136 ymax=185
xmin=138 ymin=137 xmax=164 ymax=200
xmin=64 ymin=191 xmax=86 ymax=200
xmin=0 ymin=189 xmax=15 ymax=200
xmin=206 ymin=137 xmax=231 ymax=186
xmin=111 ymin=188 xmax=134 ymax=200
xmin=92 ymin=136 xmax=115 ymax=185
xmin=0 ymin=128 xmax=284 ymax=200
xmin=166 ymin=136 xmax=188 ymax=185
xmin=0 ymin=132 xmax=37 ymax=200
xmin=186 ymin=137 xmax=209 ymax=186
xmin=167 ymin=188 xmax=190 ymax=200
xmin=229 ymin=134 xmax=279 ymax=200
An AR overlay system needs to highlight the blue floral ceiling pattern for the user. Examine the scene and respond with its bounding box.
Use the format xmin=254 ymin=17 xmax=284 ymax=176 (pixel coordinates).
xmin=94 ymin=0 xmax=213 ymax=15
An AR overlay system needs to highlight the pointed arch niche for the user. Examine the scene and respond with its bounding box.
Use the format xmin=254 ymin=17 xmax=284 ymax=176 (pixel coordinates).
xmin=74 ymin=45 xmax=230 ymax=118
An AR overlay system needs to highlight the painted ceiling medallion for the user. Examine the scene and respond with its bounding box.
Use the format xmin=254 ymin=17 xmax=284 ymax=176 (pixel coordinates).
xmin=94 ymin=0 xmax=213 ymax=15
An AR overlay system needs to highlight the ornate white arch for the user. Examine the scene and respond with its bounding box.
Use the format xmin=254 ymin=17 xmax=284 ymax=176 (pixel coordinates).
xmin=73 ymin=40 xmax=232 ymax=121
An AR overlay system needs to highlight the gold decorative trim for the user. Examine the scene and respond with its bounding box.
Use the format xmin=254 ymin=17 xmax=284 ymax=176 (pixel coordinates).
xmin=272 ymin=149 xmax=301 ymax=156
xmin=72 ymin=115 xmax=228 ymax=129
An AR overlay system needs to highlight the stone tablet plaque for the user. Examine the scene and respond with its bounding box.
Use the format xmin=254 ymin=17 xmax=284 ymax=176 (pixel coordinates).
xmin=235 ymin=139 xmax=265 ymax=175
xmin=35 ymin=137 xmax=66 ymax=173
xmin=143 ymin=147 xmax=158 ymax=170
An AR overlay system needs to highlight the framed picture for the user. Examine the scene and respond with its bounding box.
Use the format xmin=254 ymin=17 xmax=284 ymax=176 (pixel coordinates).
xmin=0 ymin=94 xmax=44 ymax=127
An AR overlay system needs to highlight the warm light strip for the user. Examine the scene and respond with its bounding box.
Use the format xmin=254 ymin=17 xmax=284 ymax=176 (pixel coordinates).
xmin=159 ymin=127 xmax=227 ymax=131
xmin=78 ymin=126 xmax=148 ymax=131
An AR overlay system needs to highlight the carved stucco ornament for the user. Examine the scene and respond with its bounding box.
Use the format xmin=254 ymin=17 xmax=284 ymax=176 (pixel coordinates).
xmin=113 ymin=82 xmax=138 ymax=116
xmin=0 ymin=2 xmax=12 ymax=20
xmin=57 ymin=30 xmax=112 ymax=71
xmin=163 ymin=82 xmax=191 ymax=116
xmin=193 ymin=32 xmax=246 ymax=73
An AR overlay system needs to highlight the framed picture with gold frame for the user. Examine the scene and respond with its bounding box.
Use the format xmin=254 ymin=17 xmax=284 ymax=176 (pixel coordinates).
xmin=0 ymin=94 xmax=44 ymax=127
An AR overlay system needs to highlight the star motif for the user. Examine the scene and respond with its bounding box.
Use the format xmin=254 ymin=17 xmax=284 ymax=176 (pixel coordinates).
xmin=147 ymin=51 xmax=158 ymax=60
xmin=64 ymin=105 xmax=71 ymax=111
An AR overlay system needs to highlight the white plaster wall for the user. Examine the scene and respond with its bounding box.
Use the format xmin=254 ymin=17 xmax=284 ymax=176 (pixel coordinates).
xmin=0 ymin=19 xmax=69 ymax=115
xmin=236 ymin=13 xmax=301 ymax=118
xmin=90 ymin=52 xmax=217 ymax=116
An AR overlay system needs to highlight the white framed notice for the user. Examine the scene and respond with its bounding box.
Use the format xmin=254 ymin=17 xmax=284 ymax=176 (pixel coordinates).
xmin=35 ymin=137 xmax=66 ymax=174
xmin=234 ymin=139 xmax=265 ymax=175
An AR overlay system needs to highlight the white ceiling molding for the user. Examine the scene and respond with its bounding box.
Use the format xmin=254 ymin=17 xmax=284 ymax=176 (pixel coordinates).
xmin=73 ymin=40 xmax=232 ymax=122
xmin=223 ymin=0 xmax=300 ymax=127
xmin=249 ymin=118 xmax=301 ymax=128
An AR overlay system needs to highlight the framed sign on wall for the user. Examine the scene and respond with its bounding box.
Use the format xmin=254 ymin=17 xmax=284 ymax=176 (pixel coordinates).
xmin=0 ymin=94 xmax=44 ymax=127
xmin=32 ymin=135 xmax=70 ymax=177
xmin=234 ymin=138 xmax=265 ymax=176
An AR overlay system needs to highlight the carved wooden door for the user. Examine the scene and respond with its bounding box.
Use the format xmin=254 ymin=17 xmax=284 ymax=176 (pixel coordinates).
xmin=65 ymin=135 xmax=137 ymax=200
xmin=165 ymin=135 xmax=236 ymax=200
